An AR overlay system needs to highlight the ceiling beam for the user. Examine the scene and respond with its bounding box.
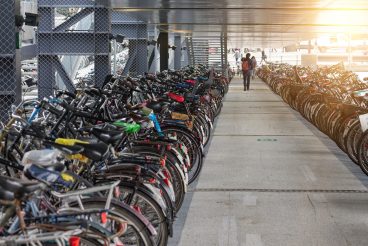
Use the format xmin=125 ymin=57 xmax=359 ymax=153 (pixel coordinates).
xmin=114 ymin=7 xmax=368 ymax=11
xmin=153 ymin=23 xmax=368 ymax=27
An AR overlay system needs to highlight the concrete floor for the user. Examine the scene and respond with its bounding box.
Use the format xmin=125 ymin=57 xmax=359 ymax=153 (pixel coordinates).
xmin=168 ymin=78 xmax=368 ymax=246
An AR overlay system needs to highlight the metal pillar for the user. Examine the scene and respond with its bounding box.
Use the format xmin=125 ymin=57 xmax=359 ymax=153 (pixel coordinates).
xmin=159 ymin=32 xmax=169 ymax=71
xmin=147 ymin=25 xmax=159 ymax=73
xmin=224 ymin=34 xmax=228 ymax=77
xmin=123 ymin=40 xmax=148 ymax=76
xmin=38 ymin=1 xmax=111 ymax=99
xmin=112 ymin=12 xmax=148 ymax=76
xmin=181 ymin=38 xmax=189 ymax=67
xmin=186 ymin=37 xmax=195 ymax=66
xmin=38 ymin=55 xmax=55 ymax=97
xmin=174 ymin=35 xmax=182 ymax=69
xmin=15 ymin=0 xmax=22 ymax=104
xmin=0 ymin=0 xmax=16 ymax=122
xmin=220 ymin=35 xmax=224 ymax=72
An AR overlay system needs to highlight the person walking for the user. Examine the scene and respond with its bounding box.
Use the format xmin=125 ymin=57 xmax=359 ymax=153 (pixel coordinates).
xmin=241 ymin=53 xmax=252 ymax=91
xmin=251 ymin=56 xmax=257 ymax=79
xmin=261 ymin=50 xmax=267 ymax=63
xmin=234 ymin=49 xmax=241 ymax=65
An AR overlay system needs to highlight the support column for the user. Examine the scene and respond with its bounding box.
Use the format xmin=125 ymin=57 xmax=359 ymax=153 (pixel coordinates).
xmin=38 ymin=55 xmax=55 ymax=97
xmin=224 ymin=34 xmax=228 ymax=77
xmin=94 ymin=7 xmax=111 ymax=87
xmin=159 ymin=31 xmax=169 ymax=71
xmin=37 ymin=5 xmax=55 ymax=98
xmin=126 ymin=39 xmax=148 ymax=76
xmin=15 ymin=0 xmax=22 ymax=104
xmin=0 ymin=0 xmax=16 ymax=122
xmin=182 ymin=38 xmax=189 ymax=67
xmin=174 ymin=35 xmax=182 ymax=69
xmin=220 ymin=35 xmax=224 ymax=72
xmin=186 ymin=36 xmax=195 ymax=66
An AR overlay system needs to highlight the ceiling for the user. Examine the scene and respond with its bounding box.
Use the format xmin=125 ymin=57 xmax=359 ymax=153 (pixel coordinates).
xmin=111 ymin=0 xmax=368 ymax=47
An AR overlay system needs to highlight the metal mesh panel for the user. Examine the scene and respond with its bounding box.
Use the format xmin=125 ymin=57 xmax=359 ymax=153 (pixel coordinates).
xmin=38 ymin=0 xmax=96 ymax=7
xmin=94 ymin=8 xmax=110 ymax=32
xmin=111 ymin=11 xmax=142 ymax=23
xmin=37 ymin=4 xmax=111 ymax=99
xmin=112 ymin=42 xmax=128 ymax=75
xmin=111 ymin=12 xmax=148 ymax=77
xmin=94 ymin=54 xmax=110 ymax=87
xmin=0 ymin=0 xmax=16 ymax=123
xmin=38 ymin=55 xmax=55 ymax=98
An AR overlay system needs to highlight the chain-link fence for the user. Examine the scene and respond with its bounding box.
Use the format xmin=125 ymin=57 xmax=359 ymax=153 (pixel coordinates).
xmin=33 ymin=5 xmax=149 ymax=101
xmin=37 ymin=3 xmax=111 ymax=99
xmin=0 ymin=0 xmax=16 ymax=123
xmin=111 ymin=12 xmax=148 ymax=78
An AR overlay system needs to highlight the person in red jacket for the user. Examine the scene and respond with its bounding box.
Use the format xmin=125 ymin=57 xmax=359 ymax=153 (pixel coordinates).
xmin=242 ymin=53 xmax=252 ymax=91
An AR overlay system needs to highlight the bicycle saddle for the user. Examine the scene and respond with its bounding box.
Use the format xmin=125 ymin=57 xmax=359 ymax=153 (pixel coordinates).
xmin=0 ymin=175 xmax=43 ymax=201
xmin=54 ymin=138 xmax=109 ymax=162
xmin=168 ymin=92 xmax=185 ymax=103
xmin=74 ymin=142 xmax=109 ymax=162
xmin=146 ymin=101 xmax=170 ymax=114
xmin=92 ymin=127 xmax=124 ymax=145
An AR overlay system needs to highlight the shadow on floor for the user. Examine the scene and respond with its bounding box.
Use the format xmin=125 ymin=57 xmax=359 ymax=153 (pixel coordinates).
xmin=272 ymin=91 xmax=368 ymax=189
xmin=167 ymin=105 xmax=222 ymax=245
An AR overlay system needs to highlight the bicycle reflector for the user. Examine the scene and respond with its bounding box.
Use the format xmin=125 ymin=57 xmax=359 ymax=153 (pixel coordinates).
xmin=114 ymin=186 xmax=121 ymax=198
xmin=163 ymin=177 xmax=171 ymax=188
xmin=162 ymin=169 xmax=171 ymax=180
xmin=101 ymin=212 xmax=107 ymax=224
xmin=133 ymin=205 xmax=142 ymax=214
xmin=69 ymin=236 xmax=81 ymax=246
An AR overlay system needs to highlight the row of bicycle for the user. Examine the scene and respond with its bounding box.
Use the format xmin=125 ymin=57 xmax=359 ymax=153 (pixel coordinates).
xmin=257 ymin=63 xmax=368 ymax=176
xmin=0 ymin=65 xmax=230 ymax=245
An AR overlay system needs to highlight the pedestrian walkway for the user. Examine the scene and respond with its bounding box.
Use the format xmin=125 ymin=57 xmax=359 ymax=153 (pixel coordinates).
xmin=169 ymin=77 xmax=368 ymax=246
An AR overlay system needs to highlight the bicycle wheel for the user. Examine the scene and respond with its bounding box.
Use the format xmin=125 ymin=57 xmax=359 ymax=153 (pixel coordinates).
xmin=358 ymin=130 xmax=368 ymax=175
xmin=344 ymin=121 xmax=361 ymax=165
xmin=162 ymin=126 xmax=203 ymax=184
xmin=129 ymin=145 xmax=186 ymax=212
xmin=70 ymin=199 xmax=155 ymax=246
xmin=117 ymin=183 xmax=169 ymax=246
